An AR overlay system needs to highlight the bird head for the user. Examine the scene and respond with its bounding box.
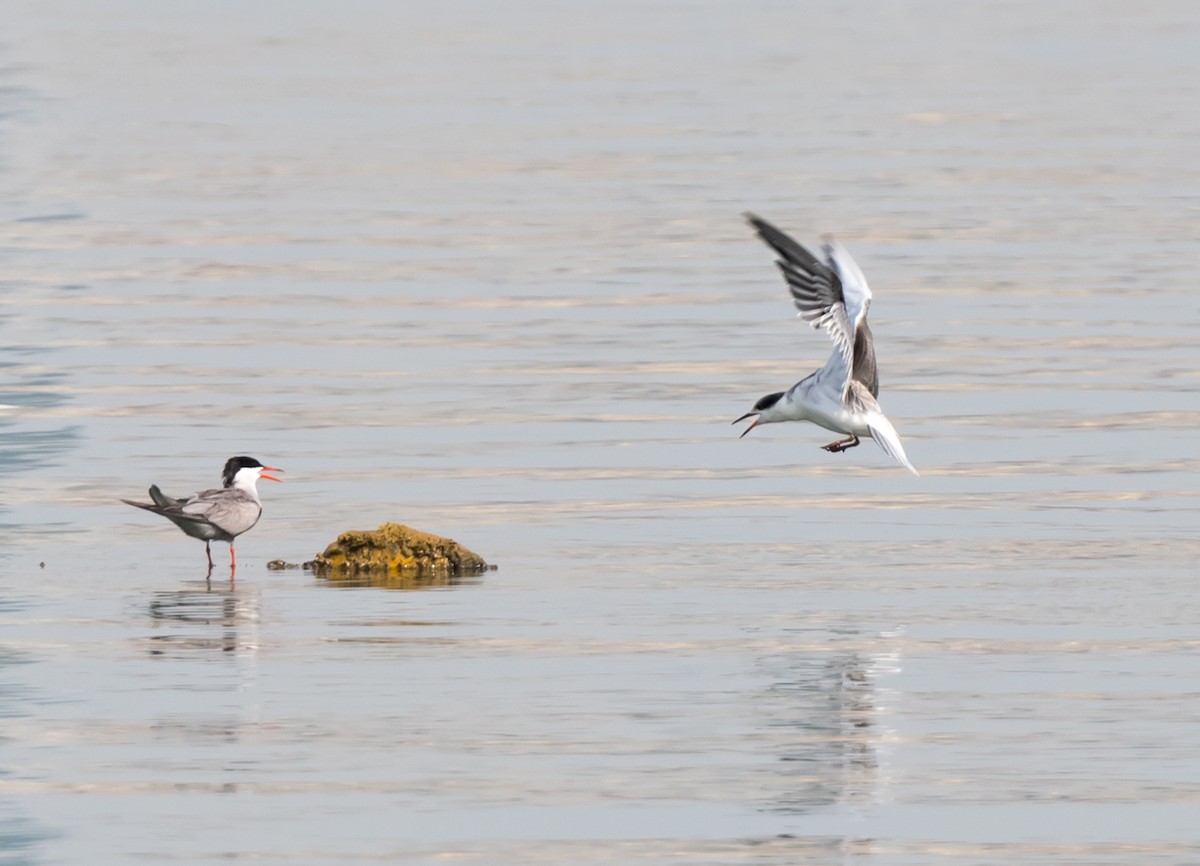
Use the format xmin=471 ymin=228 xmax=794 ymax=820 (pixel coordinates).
xmin=733 ymin=391 xmax=785 ymax=438
xmin=222 ymin=456 xmax=284 ymax=488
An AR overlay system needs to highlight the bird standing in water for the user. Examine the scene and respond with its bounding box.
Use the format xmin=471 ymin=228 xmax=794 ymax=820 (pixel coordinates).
xmin=122 ymin=456 xmax=283 ymax=568
xmin=734 ymin=214 xmax=917 ymax=475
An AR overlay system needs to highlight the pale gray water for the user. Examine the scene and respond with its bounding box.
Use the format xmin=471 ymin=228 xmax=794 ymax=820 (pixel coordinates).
xmin=2 ymin=1 xmax=1199 ymax=863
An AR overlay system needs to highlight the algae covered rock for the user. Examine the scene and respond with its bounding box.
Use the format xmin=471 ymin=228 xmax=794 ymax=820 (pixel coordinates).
xmin=310 ymin=522 xmax=490 ymax=587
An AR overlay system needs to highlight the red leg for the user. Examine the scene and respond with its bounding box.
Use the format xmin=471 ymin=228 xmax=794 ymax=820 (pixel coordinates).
xmin=822 ymin=434 xmax=861 ymax=453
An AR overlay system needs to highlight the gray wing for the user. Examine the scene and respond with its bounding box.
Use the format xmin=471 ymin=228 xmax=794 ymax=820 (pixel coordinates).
xmin=822 ymin=237 xmax=877 ymax=397
xmin=745 ymin=214 xmax=859 ymax=397
xmin=122 ymin=485 xmax=228 ymax=541
xmin=181 ymin=489 xmax=262 ymax=538
xmin=122 ymin=485 xmax=212 ymax=524
xmin=852 ymin=319 xmax=878 ymax=398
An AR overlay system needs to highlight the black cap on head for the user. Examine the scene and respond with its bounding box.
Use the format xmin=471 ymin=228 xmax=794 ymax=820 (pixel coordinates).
xmin=753 ymin=391 xmax=785 ymax=412
xmin=222 ymin=456 xmax=265 ymax=487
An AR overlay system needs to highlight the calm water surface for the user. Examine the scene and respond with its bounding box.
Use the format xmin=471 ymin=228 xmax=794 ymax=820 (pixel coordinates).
xmin=2 ymin=2 xmax=1199 ymax=863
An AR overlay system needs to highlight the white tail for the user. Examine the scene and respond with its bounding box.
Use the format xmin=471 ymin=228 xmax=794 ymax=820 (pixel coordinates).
xmin=867 ymin=416 xmax=919 ymax=476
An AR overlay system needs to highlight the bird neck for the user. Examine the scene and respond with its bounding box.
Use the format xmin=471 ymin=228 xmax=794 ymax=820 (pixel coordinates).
xmin=229 ymin=470 xmax=262 ymax=501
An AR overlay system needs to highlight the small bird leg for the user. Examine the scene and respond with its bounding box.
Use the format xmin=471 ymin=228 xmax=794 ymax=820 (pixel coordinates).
xmin=822 ymin=434 xmax=861 ymax=453
xmin=205 ymin=542 xmax=214 ymax=568
xmin=229 ymin=544 xmax=237 ymax=568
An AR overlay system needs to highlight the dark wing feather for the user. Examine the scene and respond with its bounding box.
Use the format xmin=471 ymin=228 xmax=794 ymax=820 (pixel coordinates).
xmin=744 ymin=213 xmax=844 ymax=320
xmin=122 ymin=486 xmax=206 ymax=523
xmin=745 ymin=213 xmax=858 ymax=396
xmin=122 ymin=485 xmax=228 ymax=542
xmin=853 ymin=319 xmax=879 ymax=398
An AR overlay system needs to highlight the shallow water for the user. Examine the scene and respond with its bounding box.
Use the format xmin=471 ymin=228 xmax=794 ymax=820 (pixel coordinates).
xmin=3 ymin=1 xmax=1199 ymax=863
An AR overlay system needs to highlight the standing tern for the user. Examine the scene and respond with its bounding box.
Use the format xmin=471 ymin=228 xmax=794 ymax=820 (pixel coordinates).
xmin=734 ymin=214 xmax=918 ymax=475
xmin=121 ymin=456 xmax=283 ymax=568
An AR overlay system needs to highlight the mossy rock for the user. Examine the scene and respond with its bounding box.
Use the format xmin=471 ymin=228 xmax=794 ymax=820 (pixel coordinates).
xmin=310 ymin=522 xmax=490 ymax=587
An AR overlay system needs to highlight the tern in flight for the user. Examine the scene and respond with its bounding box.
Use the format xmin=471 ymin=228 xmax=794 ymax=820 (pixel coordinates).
xmin=734 ymin=214 xmax=918 ymax=475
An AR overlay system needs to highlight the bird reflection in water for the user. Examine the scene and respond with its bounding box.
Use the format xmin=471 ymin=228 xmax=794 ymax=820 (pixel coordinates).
xmin=761 ymin=637 xmax=902 ymax=815
xmin=146 ymin=577 xmax=261 ymax=658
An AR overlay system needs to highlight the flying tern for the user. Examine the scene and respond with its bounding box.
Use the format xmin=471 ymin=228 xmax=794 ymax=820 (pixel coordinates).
xmin=734 ymin=214 xmax=918 ymax=475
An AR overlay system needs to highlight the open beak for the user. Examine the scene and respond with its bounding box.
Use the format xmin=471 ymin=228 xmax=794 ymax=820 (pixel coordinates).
xmin=733 ymin=412 xmax=760 ymax=439
xmin=260 ymin=466 xmax=284 ymax=483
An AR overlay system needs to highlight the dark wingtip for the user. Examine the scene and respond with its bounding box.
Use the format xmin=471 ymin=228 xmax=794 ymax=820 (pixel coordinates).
xmin=742 ymin=214 xmax=824 ymax=273
xmin=743 ymin=211 xmax=770 ymax=233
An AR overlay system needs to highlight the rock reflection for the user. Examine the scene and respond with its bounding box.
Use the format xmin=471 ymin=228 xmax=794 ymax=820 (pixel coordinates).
xmin=313 ymin=570 xmax=485 ymax=591
xmin=761 ymin=639 xmax=900 ymax=814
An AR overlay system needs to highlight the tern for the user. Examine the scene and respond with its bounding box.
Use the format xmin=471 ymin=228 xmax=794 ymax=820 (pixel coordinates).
xmin=121 ymin=456 xmax=283 ymax=568
xmin=734 ymin=214 xmax=918 ymax=475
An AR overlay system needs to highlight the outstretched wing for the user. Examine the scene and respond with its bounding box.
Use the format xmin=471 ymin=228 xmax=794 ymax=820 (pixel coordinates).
xmin=745 ymin=214 xmax=862 ymax=396
xmin=822 ymin=236 xmax=877 ymax=396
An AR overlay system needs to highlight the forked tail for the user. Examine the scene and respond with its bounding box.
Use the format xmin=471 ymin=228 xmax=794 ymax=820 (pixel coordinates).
xmin=148 ymin=485 xmax=175 ymax=509
xmin=867 ymin=415 xmax=919 ymax=476
xmin=121 ymin=485 xmax=189 ymax=516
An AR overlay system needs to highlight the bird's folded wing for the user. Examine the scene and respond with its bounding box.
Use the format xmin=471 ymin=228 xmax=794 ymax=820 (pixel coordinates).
xmin=172 ymin=488 xmax=229 ymax=522
xmin=185 ymin=492 xmax=261 ymax=535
